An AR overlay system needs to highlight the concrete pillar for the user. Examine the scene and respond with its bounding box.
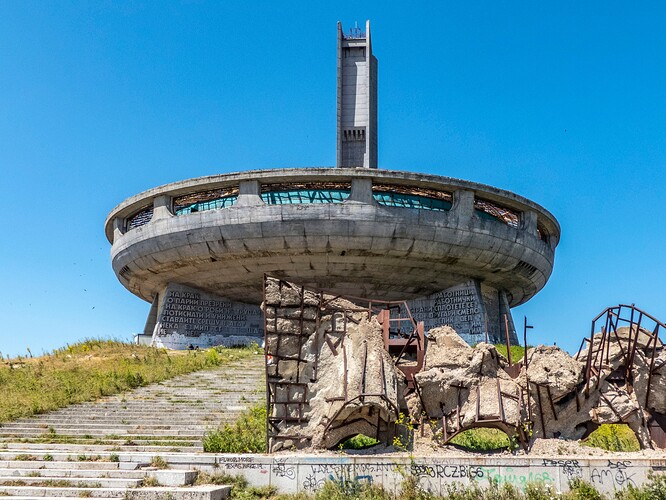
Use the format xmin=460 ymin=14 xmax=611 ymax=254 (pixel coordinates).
xmin=152 ymin=195 xmax=174 ymax=220
xmin=346 ymin=178 xmax=376 ymax=204
xmin=520 ymin=210 xmax=538 ymax=238
xmin=143 ymin=295 xmax=159 ymax=339
xmin=235 ymin=180 xmax=265 ymax=207
xmin=451 ymin=190 xmax=474 ymax=225
xmin=112 ymin=217 xmax=125 ymax=243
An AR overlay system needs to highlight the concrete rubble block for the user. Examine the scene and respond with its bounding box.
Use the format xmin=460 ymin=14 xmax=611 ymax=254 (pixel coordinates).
xmin=593 ymin=382 xmax=639 ymax=423
xmin=646 ymin=351 xmax=666 ymax=413
xmin=416 ymin=328 xmax=508 ymax=420
xmin=311 ymin=319 xmax=405 ymax=449
xmin=275 ymin=318 xmax=317 ymax=336
xmin=264 ymin=306 xmax=276 ymax=319
xmin=413 ymin=368 xmax=470 ymax=419
xmin=277 ymin=306 xmax=319 ymax=320
xmin=520 ymin=345 xmax=584 ymax=402
xmin=148 ymin=469 xmax=198 ymax=486
xmin=614 ymin=326 xmax=656 ymax=350
xmin=424 ymin=326 xmax=471 ymax=370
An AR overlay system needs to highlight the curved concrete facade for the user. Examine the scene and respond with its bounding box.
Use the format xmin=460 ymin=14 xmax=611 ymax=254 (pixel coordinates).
xmin=105 ymin=168 xmax=559 ymax=309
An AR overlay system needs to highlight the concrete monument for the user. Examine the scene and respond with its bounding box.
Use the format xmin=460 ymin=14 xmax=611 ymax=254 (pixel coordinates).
xmin=105 ymin=21 xmax=559 ymax=349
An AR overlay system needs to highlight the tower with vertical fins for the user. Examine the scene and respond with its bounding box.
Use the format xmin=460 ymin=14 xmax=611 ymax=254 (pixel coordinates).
xmin=337 ymin=21 xmax=378 ymax=168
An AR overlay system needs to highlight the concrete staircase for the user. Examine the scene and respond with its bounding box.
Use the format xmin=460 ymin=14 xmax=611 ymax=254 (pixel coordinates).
xmin=0 ymin=354 xmax=265 ymax=498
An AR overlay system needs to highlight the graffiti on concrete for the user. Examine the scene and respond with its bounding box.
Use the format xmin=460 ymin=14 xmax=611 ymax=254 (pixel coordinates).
xmin=590 ymin=461 xmax=636 ymax=490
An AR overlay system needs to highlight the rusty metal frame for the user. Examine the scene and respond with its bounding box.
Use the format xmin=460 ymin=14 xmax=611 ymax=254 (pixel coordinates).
xmin=574 ymin=304 xmax=666 ymax=448
xmin=576 ymin=304 xmax=665 ymax=405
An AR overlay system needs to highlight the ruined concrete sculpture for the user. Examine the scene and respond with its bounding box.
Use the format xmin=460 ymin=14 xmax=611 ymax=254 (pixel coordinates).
xmin=413 ymin=326 xmax=530 ymax=446
xmin=263 ymin=277 xmax=666 ymax=452
xmin=264 ymin=277 xmax=405 ymax=452
xmin=412 ymin=305 xmax=666 ymax=450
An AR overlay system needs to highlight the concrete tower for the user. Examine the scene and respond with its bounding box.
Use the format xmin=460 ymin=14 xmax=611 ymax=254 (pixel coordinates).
xmin=337 ymin=20 xmax=378 ymax=168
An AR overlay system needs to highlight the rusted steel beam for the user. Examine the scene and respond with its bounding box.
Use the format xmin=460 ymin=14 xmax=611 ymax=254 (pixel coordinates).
xmin=475 ymin=385 xmax=481 ymax=422
xmin=575 ymin=337 xmax=589 ymax=361
xmin=342 ymin=343 xmax=348 ymax=401
xmin=523 ymin=316 xmax=532 ymax=369
xmin=360 ymin=341 xmax=368 ymax=401
xmin=546 ymin=385 xmax=558 ymax=421
xmin=595 ymin=327 xmax=607 ymax=391
xmin=534 ymin=383 xmax=546 ymax=437
xmin=584 ymin=336 xmax=594 ymax=398
xmin=647 ymin=323 xmax=660 ymax=408
xmin=504 ymin=314 xmax=512 ymax=366
xmin=497 ymin=379 xmax=506 ymax=422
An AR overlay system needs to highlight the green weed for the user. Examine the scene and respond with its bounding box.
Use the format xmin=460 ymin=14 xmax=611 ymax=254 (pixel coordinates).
xmin=493 ymin=343 xmax=527 ymax=363
xmin=339 ymin=434 xmax=381 ymax=450
xmin=582 ymin=424 xmax=640 ymax=452
xmin=616 ymin=471 xmax=666 ymax=499
xmin=202 ymin=404 xmax=266 ymax=453
xmin=149 ymin=456 xmax=168 ymax=468
xmin=449 ymin=428 xmax=511 ymax=451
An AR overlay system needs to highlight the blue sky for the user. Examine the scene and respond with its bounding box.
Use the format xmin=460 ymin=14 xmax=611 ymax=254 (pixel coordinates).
xmin=1 ymin=1 xmax=665 ymax=356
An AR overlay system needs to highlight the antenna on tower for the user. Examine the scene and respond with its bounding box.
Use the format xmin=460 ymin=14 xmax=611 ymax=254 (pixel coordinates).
xmin=349 ymin=21 xmax=363 ymax=39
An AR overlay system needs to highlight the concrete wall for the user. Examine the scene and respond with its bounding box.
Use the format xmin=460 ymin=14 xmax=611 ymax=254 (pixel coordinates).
xmin=161 ymin=453 xmax=665 ymax=496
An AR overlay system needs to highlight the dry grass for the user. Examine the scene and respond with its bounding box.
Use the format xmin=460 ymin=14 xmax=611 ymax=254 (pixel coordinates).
xmin=0 ymin=338 xmax=255 ymax=423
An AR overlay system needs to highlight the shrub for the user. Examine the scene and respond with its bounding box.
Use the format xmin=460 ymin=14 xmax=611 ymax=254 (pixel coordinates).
xmin=449 ymin=428 xmax=511 ymax=451
xmin=567 ymin=479 xmax=605 ymax=500
xmin=615 ymin=471 xmax=666 ymax=500
xmin=582 ymin=424 xmax=640 ymax=452
xmin=339 ymin=434 xmax=381 ymax=450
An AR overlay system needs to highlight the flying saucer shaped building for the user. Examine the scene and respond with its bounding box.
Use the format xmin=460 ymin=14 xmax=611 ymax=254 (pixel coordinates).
xmin=105 ymin=21 xmax=560 ymax=349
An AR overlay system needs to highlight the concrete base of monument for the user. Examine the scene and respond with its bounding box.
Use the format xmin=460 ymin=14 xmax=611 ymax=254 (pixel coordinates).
xmin=148 ymin=283 xmax=263 ymax=350
xmin=144 ymin=279 xmax=520 ymax=350
xmin=406 ymin=279 xmax=518 ymax=345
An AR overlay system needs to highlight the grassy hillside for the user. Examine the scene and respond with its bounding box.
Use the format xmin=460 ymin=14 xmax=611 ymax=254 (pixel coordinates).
xmin=0 ymin=339 xmax=255 ymax=422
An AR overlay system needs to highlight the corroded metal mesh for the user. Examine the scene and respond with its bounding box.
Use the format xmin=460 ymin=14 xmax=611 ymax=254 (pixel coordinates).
xmin=260 ymin=182 xmax=352 ymax=193
xmin=474 ymin=198 xmax=519 ymax=228
xmin=173 ymin=187 xmax=240 ymax=211
xmin=126 ymin=206 xmax=153 ymax=230
xmin=372 ymin=184 xmax=453 ymax=201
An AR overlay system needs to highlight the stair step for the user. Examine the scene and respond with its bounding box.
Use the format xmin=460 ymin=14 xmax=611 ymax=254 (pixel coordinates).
xmin=1 ymin=496 xmax=123 ymax=500
xmin=0 ymin=460 xmax=125 ymax=470
xmin=0 ymin=485 xmax=127 ymax=497
xmin=0 ymin=475 xmax=142 ymax=487
xmin=1 ymin=468 xmax=146 ymax=479
xmin=0 ymin=443 xmax=203 ymax=453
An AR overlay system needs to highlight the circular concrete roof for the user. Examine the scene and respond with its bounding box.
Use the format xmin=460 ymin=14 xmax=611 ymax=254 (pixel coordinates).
xmin=106 ymin=168 xmax=559 ymax=307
